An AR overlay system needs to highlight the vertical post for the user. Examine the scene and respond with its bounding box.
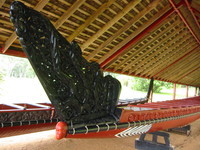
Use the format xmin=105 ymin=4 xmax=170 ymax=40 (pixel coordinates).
xmin=147 ymin=78 xmax=154 ymax=103
xmin=173 ymin=83 xmax=176 ymax=100
xmin=194 ymin=87 xmax=197 ymax=96
xmin=186 ymin=86 xmax=189 ymax=98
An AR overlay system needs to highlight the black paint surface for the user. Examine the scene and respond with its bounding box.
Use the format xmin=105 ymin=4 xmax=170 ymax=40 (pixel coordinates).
xmin=9 ymin=1 xmax=121 ymax=124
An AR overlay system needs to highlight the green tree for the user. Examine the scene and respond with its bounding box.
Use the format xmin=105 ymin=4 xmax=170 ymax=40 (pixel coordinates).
xmin=132 ymin=77 xmax=173 ymax=93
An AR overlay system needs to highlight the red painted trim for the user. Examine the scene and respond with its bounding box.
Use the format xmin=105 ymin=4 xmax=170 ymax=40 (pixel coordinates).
xmin=184 ymin=0 xmax=200 ymax=29
xmin=0 ymin=47 xmax=26 ymax=58
xmin=100 ymin=1 xmax=185 ymax=68
xmin=168 ymin=0 xmax=200 ymax=44
xmin=153 ymin=45 xmax=199 ymax=77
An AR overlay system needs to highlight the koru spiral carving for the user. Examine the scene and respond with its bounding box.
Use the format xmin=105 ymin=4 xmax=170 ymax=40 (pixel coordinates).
xmin=10 ymin=1 xmax=121 ymax=124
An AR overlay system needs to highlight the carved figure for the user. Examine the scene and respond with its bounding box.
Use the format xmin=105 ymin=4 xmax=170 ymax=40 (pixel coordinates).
xmin=10 ymin=1 xmax=121 ymax=124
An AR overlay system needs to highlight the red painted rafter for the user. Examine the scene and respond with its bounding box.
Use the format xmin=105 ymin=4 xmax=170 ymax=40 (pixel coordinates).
xmin=100 ymin=2 xmax=184 ymax=68
xmin=153 ymin=45 xmax=199 ymax=77
xmin=168 ymin=0 xmax=200 ymax=45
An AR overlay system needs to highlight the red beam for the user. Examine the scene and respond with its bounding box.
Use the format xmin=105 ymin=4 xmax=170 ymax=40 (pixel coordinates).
xmin=153 ymin=45 xmax=199 ymax=77
xmin=0 ymin=47 xmax=26 ymax=58
xmin=184 ymin=0 xmax=200 ymax=30
xmin=168 ymin=0 xmax=200 ymax=45
xmin=100 ymin=1 xmax=186 ymax=68
xmin=100 ymin=7 xmax=176 ymax=68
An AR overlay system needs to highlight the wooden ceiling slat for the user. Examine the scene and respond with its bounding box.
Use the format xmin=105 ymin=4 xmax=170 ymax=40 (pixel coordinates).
xmin=132 ymin=31 xmax=191 ymax=75
xmin=141 ymin=38 xmax=196 ymax=77
xmin=116 ymin=28 xmax=182 ymax=72
xmin=169 ymin=0 xmax=200 ymax=44
xmin=165 ymin=60 xmax=200 ymax=83
xmin=0 ymin=10 xmax=8 ymax=17
xmin=67 ymin=0 xmax=115 ymax=42
xmin=2 ymin=0 xmax=50 ymax=53
xmin=153 ymin=45 xmax=200 ymax=77
xmin=97 ymin=6 xmax=172 ymax=65
xmin=145 ymin=43 xmax=196 ymax=77
xmin=0 ymin=0 xmax=6 ymax=8
xmin=178 ymin=67 xmax=200 ymax=84
xmin=161 ymin=52 xmax=200 ymax=80
xmin=54 ymin=0 xmax=86 ymax=29
xmin=58 ymin=0 xmax=71 ymax=6
xmin=0 ymin=18 xmax=12 ymax=25
xmin=111 ymin=20 xmax=183 ymax=71
xmin=81 ymin=0 xmax=141 ymax=50
xmin=185 ymin=0 xmax=200 ymax=31
xmin=144 ymin=43 xmax=197 ymax=78
xmin=123 ymin=30 xmax=190 ymax=74
xmin=85 ymin=0 xmax=162 ymax=60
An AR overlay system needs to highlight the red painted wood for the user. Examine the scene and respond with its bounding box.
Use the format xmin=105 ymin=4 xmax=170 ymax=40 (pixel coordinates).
xmin=0 ymin=48 xmax=26 ymax=58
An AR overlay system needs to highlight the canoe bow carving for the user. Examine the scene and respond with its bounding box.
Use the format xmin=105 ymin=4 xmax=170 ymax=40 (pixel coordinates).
xmin=10 ymin=1 xmax=121 ymax=124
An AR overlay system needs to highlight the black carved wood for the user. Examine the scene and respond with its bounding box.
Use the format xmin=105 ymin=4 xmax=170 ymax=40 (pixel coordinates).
xmin=9 ymin=1 xmax=121 ymax=124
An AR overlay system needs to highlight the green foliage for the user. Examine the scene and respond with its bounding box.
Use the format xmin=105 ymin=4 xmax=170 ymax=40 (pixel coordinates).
xmin=132 ymin=78 xmax=150 ymax=92
xmin=132 ymin=77 xmax=173 ymax=93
